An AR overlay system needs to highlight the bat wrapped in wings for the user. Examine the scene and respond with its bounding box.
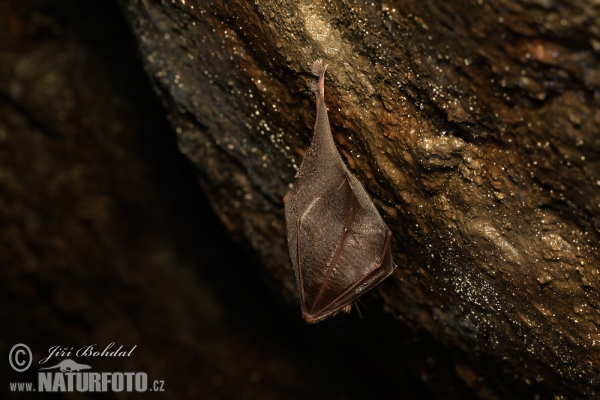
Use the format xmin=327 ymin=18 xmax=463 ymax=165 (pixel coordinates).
xmin=284 ymin=60 xmax=395 ymax=324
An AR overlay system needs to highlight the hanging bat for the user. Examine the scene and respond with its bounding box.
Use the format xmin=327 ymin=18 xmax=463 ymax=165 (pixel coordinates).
xmin=284 ymin=60 xmax=395 ymax=324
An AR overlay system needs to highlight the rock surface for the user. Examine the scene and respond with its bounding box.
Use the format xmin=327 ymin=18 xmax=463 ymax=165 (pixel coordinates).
xmin=120 ymin=0 xmax=600 ymax=398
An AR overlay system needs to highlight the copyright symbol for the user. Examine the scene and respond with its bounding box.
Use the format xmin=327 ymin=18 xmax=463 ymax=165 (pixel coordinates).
xmin=9 ymin=343 xmax=32 ymax=372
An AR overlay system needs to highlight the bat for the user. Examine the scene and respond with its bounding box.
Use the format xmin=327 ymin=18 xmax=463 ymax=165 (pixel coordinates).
xmin=284 ymin=60 xmax=395 ymax=324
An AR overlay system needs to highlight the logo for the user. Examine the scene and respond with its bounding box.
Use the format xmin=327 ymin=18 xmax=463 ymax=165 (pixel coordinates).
xmin=8 ymin=343 xmax=165 ymax=394
xmin=39 ymin=359 xmax=91 ymax=372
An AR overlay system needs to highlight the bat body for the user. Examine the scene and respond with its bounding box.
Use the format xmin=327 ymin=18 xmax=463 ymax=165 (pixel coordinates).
xmin=284 ymin=60 xmax=395 ymax=324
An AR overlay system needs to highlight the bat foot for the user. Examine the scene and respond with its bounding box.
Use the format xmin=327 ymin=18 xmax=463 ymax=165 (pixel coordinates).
xmin=312 ymin=60 xmax=328 ymax=98
xmin=312 ymin=59 xmax=328 ymax=77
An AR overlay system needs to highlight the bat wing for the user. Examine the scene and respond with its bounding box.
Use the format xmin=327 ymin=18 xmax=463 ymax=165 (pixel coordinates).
xmin=292 ymin=171 xmax=393 ymax=324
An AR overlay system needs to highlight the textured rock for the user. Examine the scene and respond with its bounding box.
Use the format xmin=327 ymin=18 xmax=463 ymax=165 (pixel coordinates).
xmin=110 ymin=0 xmax=600 ymax=397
